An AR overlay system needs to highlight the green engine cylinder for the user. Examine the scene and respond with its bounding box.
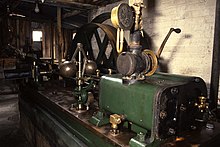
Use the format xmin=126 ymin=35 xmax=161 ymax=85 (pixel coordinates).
xmin=99 ymin=72 xmax=207 ymax=139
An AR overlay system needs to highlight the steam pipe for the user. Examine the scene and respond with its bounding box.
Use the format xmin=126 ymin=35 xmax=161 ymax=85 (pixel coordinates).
xmin=116 ymin=28 xmax=124 ymax=53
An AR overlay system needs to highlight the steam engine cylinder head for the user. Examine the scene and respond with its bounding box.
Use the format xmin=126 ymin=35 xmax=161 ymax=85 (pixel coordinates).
xmin=117 ymin=52 xmax=149 ymax=76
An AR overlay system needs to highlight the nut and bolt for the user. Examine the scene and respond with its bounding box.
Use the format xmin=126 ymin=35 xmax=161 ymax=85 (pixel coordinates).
xmin=206 ymin=123 xmax=214 ymax=130
xmin=137 ymin=132 xmax=145 ymax=142
xmin=168 ymin=128 xmax=175 ymax=134
xmin=171 ymin=87 xmax=179 ymax=95
xmin=180 ymin=104 xmax=186 ymax=111
xmin=194 ymin=78 xmax=200 ymax=83
xmin=160 ymin=110 xmax=167 ymax=119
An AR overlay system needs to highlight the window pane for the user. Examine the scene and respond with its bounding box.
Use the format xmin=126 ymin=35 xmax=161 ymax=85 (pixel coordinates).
xmin=32 ymin=31 xmax=42 ymax=41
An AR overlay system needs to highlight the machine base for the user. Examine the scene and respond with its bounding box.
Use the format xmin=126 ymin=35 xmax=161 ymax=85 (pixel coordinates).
xmin=19 ymin=80 xmax=220 ymax=147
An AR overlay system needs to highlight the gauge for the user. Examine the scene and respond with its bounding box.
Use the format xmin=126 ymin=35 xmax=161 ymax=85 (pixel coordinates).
xmin=111 ymin=3 xmax=134 ymax=30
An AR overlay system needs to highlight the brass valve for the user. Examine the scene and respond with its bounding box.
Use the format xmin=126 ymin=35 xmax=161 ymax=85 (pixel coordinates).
xmin=96 ymin=69 xmax=100 ymax=77
xmin=110 ymin=114 xmax=122 ymax=135
xmin=195 ymin=96 xmax=209 ymax=112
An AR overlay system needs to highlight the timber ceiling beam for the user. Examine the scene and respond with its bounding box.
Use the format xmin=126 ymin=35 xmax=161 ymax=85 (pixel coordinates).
xmin=15 ymin=8 xmax=52 ymax=21
xmin=55 ymin=0 xmax=97 ymax=8
xmin=62 ymin=10 xmax=81 ymax=19
xmin=21 ymin=0 xmax=97 ymax=10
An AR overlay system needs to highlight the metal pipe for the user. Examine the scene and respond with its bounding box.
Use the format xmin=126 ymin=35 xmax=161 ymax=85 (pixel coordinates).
xmin=210 ymin=0 xmax=220 ymax=110
xmin=116 ymin=28 xmax=124 ymax=53
xmin=78 ymin=45 xmax=82 ymax=80
xmin=78 ymin=43 xmax=82 ymax=109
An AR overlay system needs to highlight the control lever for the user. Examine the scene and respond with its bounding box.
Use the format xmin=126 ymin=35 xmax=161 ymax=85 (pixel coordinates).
xmin=156 ymin=28 xmax=181 ymax=58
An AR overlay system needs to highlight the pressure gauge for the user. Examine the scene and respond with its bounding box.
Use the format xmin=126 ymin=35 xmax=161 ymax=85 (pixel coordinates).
xmin=111 ymin=3 xmax=134 ymax=30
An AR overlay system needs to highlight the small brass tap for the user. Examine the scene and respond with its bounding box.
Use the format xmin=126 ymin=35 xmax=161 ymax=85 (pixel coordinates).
xmin=110 ymin=114 xmax=122 ymax=135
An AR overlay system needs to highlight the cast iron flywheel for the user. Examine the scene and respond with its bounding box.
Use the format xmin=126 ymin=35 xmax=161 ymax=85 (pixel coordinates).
xmin=66 ymin=13 xmax=151 ymax=73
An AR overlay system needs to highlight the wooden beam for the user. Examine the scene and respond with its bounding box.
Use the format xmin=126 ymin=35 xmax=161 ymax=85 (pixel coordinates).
xmin=21 ymin=0 xmax=97 ymax=10
xmin=61 ymin=22 xmax=80 ymax=28
xmin=55 ymin=0 xmax=97 ymax=8
xmin=14 ymin=8 xmax=52 ymax=22
xmin=57 ymin=7 xmax=62 ymax=65
xmin=62 ymin=10 xmax=81 ymax=19
xmin=50 ymin=22 xmax=54 ymax=64
xmin=16 ymin=19 xmax=20 ymax=49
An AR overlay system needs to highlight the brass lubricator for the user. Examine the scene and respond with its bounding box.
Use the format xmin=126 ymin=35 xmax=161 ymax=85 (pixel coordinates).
xmin=195 ymin=96 xmax=209 ymax=112
xmin=109 ymin=114 xmax=122 ymax=135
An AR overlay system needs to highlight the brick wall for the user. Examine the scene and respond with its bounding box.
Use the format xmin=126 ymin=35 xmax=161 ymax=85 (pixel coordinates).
xmin=90 ymin=0 xmax=217 ymax=96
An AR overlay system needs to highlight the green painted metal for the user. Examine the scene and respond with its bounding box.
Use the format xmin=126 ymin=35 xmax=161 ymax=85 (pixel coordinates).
xmin=129 ymin=132 xmax=160 ymax=147
xmin=150 ymin=72 xmax=199 ymax=82
xmin=89 ymin=111 xmax=109 ymax=126
xmin=99 ymin=74 xmax=157 ymax=131
xmin=74 ymin=80 xmax=94 ymax=105
xmin=129 ymin=138 xmax=147 ymax=147
xmin=99 ymin=73 xmax=207 ymax=134
xmin=19 ymin=72 xmax=209 ymax=147
xmin=129 ymin=132 xmax=147 ymax=147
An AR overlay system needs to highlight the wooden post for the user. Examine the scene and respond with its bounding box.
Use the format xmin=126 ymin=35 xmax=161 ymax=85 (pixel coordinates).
xmin=16 ymin=19 xmax=20 ymax=49
xmin=57 ymin=7 xmax=62 ymax=65
xmin=50 ymin=22 xmax=54 ymax=64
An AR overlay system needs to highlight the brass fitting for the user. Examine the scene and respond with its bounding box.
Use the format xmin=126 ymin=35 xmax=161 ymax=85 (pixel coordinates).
xmin=108 ymin=69 xmax=112 ymax=75
xmin=96 ymin=69 xmax=100 ymax=77
xmin=110 ymin=114 xmax=122 ymax=135
xmin=195 ymin=96 xmax=209 ymax=112
xmin=129 ymin=0 xmax=145 ymax=31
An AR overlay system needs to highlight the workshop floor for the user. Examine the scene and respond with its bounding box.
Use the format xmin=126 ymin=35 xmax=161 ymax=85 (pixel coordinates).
xmin=0 ymin=125 xmax=30 ymax=147
xmin=0 ymin=103 xmax=30 ymax=147
xmin=0 ymin=80 xmax=30 ymax=147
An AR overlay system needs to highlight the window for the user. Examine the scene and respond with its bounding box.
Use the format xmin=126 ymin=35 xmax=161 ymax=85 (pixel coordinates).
xmin=32 ymin=30 xmax=42 ymax=41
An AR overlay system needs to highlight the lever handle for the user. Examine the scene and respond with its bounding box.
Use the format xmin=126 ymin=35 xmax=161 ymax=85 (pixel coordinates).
xmin=156 ymin=28 xmax=181 ymax=58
